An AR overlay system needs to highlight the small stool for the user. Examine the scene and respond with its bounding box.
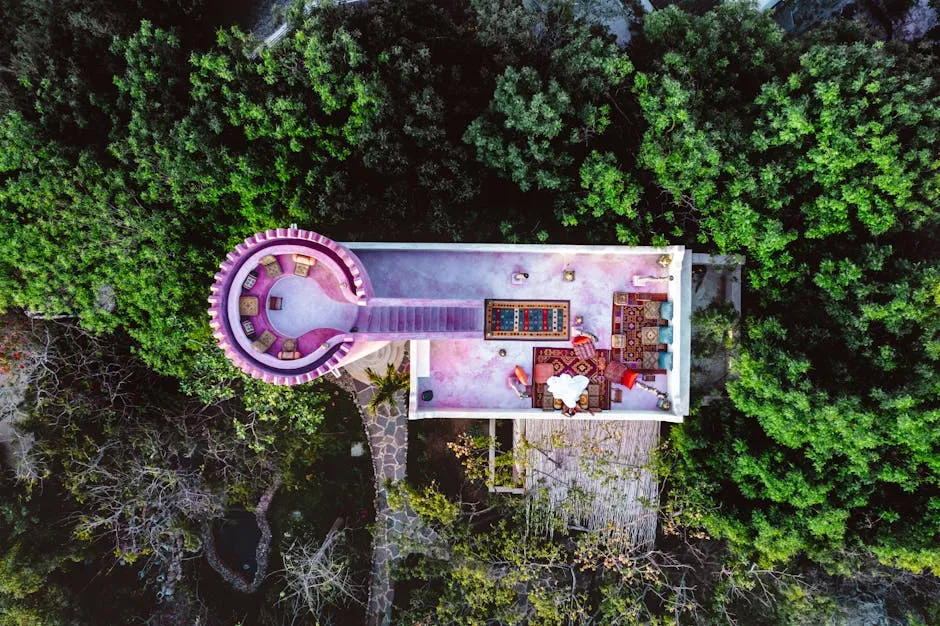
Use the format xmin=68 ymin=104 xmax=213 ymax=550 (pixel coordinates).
xmin=269 ymin=296 xmax=283 ymax=311
xmin=572 ymin=336 xmax=596 ymax=360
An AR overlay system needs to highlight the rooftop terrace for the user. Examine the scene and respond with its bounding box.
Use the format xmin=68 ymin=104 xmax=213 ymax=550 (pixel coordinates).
xmin=347 ymin=242 xmax=692 ymax=422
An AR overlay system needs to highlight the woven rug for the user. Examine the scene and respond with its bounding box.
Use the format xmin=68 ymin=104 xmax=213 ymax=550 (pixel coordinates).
xmin=611 ymin=297 xmax=666 ymax=373
xmin=484 ymin=299 xmax=569 ymax=340
xmin=531 ymin=347 xmax=611 ymax=410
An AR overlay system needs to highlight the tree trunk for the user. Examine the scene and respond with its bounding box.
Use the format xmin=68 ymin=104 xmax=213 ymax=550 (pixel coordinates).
xmin=202 ymin=477 xmax=282 ymax=593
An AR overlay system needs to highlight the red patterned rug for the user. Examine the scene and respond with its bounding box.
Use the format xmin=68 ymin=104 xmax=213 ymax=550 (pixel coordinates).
xmin=611 ymin=294 xmax=667 ymax=373
xmin=531 ymin=347 xmax=611 ymax=410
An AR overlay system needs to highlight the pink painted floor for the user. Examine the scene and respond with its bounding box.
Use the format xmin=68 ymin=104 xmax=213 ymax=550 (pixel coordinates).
xmin=239 ymin=253 xmax=354 ymax=359
xmin=350 ymin=248 xmax=671 ymax=412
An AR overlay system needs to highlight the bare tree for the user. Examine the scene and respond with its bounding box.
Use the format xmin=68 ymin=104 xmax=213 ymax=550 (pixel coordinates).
xmin=280 ymin=517 xmax=365 ymax=623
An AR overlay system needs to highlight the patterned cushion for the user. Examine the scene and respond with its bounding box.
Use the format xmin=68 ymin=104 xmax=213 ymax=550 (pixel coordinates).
xmin=642 ymin=300 xmax=661 ymax=319
xmin=642 ymin=351 xmax=659 ymax=369
xmin=293 ymin=254 xmax=315 ymax=277
xmin=242 ymin=271 xmax=258 ymax=290
xmin=659 ymin=301 xmax=673 ymax=321
xmin=604 ymin=360 xmax=630 ymax=384
xmin=541 ymin=391 xmax=555 ymax=411
xmin=659 ymin=351 xmax=673 ymax=370
xmin=252 ymin=330 xmax=277 ymax=353
xmin=239 ymin=296 xmax=259 ymax=316
xmin=611 ymin=334 xmax=626 ymax=348
xmin=260 ymin=255 xmax=283 ymax=279
xmin=658 ymin=326 xmax=673 ymax=344
xmin=641 ymin=326 xmax=660 ymax=345
xmin=533 ymin=362 xmax=554 ymax=384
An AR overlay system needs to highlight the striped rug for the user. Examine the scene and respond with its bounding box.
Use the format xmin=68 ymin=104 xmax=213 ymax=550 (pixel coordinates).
xmin=484 ymin=299 xmax=569 ymax=340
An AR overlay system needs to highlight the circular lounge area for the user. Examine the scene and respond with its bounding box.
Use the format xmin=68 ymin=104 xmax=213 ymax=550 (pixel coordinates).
xmin=208 ymin=228 xmax=373 ymax=385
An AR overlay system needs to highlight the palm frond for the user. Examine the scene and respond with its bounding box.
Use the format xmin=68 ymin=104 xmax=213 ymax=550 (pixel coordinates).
xmin=364 ymin=363 xmax=409 ymax=415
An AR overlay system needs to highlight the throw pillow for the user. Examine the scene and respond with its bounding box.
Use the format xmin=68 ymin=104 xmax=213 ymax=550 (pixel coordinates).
xmin=658 ymin=326 xmax=673 ymax=344
xmin=660 ymin=301 xmax=674 ymax=320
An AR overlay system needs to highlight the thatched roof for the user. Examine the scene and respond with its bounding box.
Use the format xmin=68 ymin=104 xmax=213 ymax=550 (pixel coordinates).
xmin=518 ymin=419 xmax=660 ymax=547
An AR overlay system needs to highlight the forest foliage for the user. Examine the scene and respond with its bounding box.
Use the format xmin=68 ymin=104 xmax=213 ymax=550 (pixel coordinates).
xmin=0 ymin=0 xmax=938 ymax=622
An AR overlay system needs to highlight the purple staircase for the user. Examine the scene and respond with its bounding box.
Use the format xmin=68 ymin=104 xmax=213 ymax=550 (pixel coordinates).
xmin=362 ymin=303 xmax=483 ymax=337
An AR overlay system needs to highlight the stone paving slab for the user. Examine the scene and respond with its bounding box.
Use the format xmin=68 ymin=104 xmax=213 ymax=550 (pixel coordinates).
xmin=338 ymin=352 xmax=429 ymax=626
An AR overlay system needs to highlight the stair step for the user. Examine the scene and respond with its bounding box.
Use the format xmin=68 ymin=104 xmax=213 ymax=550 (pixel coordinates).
xmin=364 ymin=305 xmax=487 ymax=333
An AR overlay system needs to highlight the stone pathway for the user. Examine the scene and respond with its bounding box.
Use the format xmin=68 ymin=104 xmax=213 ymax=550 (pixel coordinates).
xmin=336 ymin=345 xmax=439 ymax=626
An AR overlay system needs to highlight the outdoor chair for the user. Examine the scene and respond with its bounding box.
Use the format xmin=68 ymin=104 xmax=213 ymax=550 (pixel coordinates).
xmin=240 ymin=319 xmax=256 ymax=338
xmin=642 ymin=300 xmax=674 ymax=322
